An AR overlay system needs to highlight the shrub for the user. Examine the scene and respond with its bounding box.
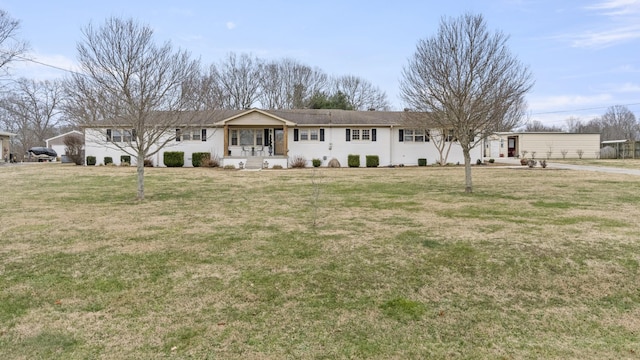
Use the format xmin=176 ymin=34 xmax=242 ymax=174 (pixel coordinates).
xmin=164 ymin=151 xmax=184 ymax=167
xmin=418 ymin=158 xmax=427 ymax=166
xmin=192 ymin=152 xmax=210 ymax=167
xmin=120 ymin=155 xmax=131 ymax=164
xmin=86 ymin=156 xmax=96 ymax=166
xmin=540 ymin=159 xmax=547 ymax=168
xmin=348 ymin=154 xmax=360 ymax=168
xmin=576 ymin=149 xmax=584 ymax=159
xmin=366 ymin=155 xmax=379 ymax=167
xmin=104 ymin=157 xmax=113 ymax=165
xmin=520 ymin=158 xmax=528 ymax=166
xmin=63 ymin=134 xmax=84 ymax=165
xmin=272 ymin=164 xmax=283 ymax=169
xmin=202 ymin=154 xmax=220 ymax=167
xmin=488 ymin=158 xmax=495 ymax=163
xmin=327 ymin=158 xmax=341 ymax=168
xmin=561 ymin=149 xmax=568 ymax=159
xmin=289 ymin=155 xmax=307 ymax=168
xmin=476 ymin=159 xmax=483 ymax=165
xmin=144 ymin=158 xmax=154 ymax=167
xmin=312 ymin=158 xmax=322 ymax=167
xmin=223 ymin=164 xmax=236 ymax=169
xmin=527 ymin=159 xmax=537 ymax=168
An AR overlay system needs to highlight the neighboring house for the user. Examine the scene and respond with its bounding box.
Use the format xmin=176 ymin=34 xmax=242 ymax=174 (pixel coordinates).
xmin=45 ymin=130 xmax=84 ymax=163
xmin=1 ymin=130 xmax=17 ymax=162
xmin=486 ymin=132 xmax=601 ymax=159
xmin=83 ymin=109 xmax=483 ymax=168
xmin=601 ymin=139 xmax=640 ymax=159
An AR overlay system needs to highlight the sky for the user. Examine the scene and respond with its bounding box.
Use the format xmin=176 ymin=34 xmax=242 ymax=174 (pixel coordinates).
xmin=1 ymin=0 xmax=638 ymax=128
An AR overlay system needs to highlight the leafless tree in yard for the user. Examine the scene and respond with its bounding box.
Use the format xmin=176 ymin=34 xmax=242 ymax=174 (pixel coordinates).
xmin=64 ymin=17 xmax=201 ymax=200
xmin=400 ymin=13 xmax=533 ymax=193
xmin=0 ymin=9 xmax=28 ymax=77
xmin=332 ymin=75 xmax=390 ymax=111
xmin=63 ymin=132 xmax=84 ymax=165
xmin=600 ymin=105 xmax=638 ymax=141
xmin=0 ymin=78 xmax=64 ymax=159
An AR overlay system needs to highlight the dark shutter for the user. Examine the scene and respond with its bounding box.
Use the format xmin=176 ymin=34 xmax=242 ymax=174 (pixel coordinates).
xmin=264 ymin=129 xmax=270 ymax=146
xmin=293 ymin=128 xmax=299 ymax=141
xmin=346 ymin=129 xmax=351 ymax=142
xmin=131 ymin=129 xmax=137 ymax=142
xmin=320 ymin=128 xmax=325 ymax=142
xmin=399 ymin=129 xmax=404 ymax=142
xmin=372 ymin=128 xmax=377 ymax=142
xmin=176 ymin=129 xmax=181 ymax=141
xmin=426 ymin=130 xmax=430 ymax=142
xmin=106 ymin=129 xmax=112 ymax=142
xmin=202 ymin=129 xmax=207 ymax=141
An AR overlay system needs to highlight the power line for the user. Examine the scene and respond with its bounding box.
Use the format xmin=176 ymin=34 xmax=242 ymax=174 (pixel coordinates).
xmin=531 ymin=102 xmax=640 ymax=116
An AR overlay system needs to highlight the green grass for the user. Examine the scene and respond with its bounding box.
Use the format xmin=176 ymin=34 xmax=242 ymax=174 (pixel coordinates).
xmin=0 ymin=163 xmax=639 ymax=358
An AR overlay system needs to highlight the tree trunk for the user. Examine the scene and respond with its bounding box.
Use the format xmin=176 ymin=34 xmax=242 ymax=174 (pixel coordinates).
xmin=136 ymin=152 xmax=145 ymax=200
xmin=463 ymin=149 xmax=472 ymax=193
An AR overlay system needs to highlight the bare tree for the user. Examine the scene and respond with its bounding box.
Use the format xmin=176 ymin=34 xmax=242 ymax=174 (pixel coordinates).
xmin=523 ymin=120 xmax=563 ymax=132
xmin=63 ymin=133 xmax=84 ymax=165
xmin=400 ymin=13 xmax=533 ymax=193
xmin=0 ymin=78 xmax=64 ymax=159
xmin=209 ymin=52 xmax=263 ymax=110
xmin=64 ymin=17 xmax=201 ymax=200
xmin=259 ymin=58 xmax=329 ymax=109
xmin=332 ymin=75 xmax=390 ymax=111
xmin=0 ymin=9 xmax=28 ymax=77
xmin=600 ymin=105 xmax=638 ymax=141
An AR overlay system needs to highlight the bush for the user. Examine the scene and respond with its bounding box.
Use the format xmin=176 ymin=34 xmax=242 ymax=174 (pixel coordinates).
xmin=527 ymin=159 xmax=537 ymax=168
xmin=418 ymin=158 xmax=427 ymax=166
xmin=144 ymin=158 xmax=154 ymax=167
xmin=202 ymin=154 xmax=220 ymax=167
xmin=164 ymin=151 xmax=184 ymax=167
xmin=192 ymin=152 xmax=210 ymax=167
xmin=366 ymin=155 xmax=379 ymax=168
xmin=223 ymin=164 xmax=236 ymax=169
xmin=348 ymin=154 xmax=360 ymax=168
xmin=488 ymin=158 xmax=495 ymax=163
xmin=120 ymin=155 xmax=131 ymax=164
xmin=289 ymin=155 xmax=307 ymax=168
xmin=63 ymin=134 xmax=84 ymax=165
xmin=86 ymin=156 xmax=96 ymax=166
xmin=272 ymin=164 xmax=283 ymax=169
xmin=312 ymin=158 xmax=322 ymax=167
xmin=104 ymin=157 xmax=113 ymax=165
xmin=476 ymin=159 xmax=483 ymax=165
xmin=327 ymin=158 xmax=341 ymax=168
xmin=540 ymin=159 xmax=547 ymax=168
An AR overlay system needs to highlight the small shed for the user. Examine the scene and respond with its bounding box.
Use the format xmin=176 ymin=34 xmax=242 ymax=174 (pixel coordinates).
xmin=601 ymin=139 xmax=640 ymax=159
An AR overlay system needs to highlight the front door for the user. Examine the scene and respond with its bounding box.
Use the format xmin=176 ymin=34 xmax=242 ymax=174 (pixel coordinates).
xmin=274 ymin=129 xmax=284 ymax=155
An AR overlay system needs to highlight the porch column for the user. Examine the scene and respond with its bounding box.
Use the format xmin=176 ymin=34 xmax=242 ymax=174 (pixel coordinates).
xmin=223 ymin=124 xmax=229 ymax=157
xmin=283 ymin=124 xmax=289 ymax=156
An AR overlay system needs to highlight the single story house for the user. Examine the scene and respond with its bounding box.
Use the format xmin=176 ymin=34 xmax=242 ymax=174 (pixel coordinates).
xmin=84 ymin=109 xmax=483 ymax=168
xmin=45 ymin=130 xmax=84 ymax=163
xmin=486 ymin=132 xmax=601 ymax=159
xmin=1 ymin=130 xmax=16 ymax=162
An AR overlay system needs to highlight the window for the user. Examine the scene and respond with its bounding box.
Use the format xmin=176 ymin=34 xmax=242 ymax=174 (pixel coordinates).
xmin=402 ymin=129 xmax=429 ymax=142
xmin=352 ymin=129 xmax=360 ymax=141
xmin=294 ymin=128 xmax=324 ymax=142
xmin=346 ymin=128 xmax=376 ymax=142
xmin=362 ymin=129 xmax=370 ymax=141
xmin=231 ymin=130 xmax=238 ymax=145
xmin=445 ymin=129 xmax=455 ymax=142
xmin=231 ymin=129 xmax=264 ymax=146
xmin=107 ymin=128 xmax=135 ymax=143
xmin=112 ymin=130 xmax=122 ymax=142
xmin=177 ymin=128 xmax=207 ymax=142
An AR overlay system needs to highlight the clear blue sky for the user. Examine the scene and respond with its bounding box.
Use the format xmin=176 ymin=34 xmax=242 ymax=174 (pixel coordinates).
xmin=2 ymin=0 xmax=638 ymax=128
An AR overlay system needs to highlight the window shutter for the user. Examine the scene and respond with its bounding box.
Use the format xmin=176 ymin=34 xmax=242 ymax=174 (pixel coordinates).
xmin=399 ymin=129 xmax=404 ymax=142
xmin=201 ymin=129 xmax=207 ymax=141
xmin=320 ymin=128 xmax=325 ymax=142
xmin=176 ymin=129 xmax=181 ymax=142
xmin=131 ymin=129 xmax=137 ymax=142
xmin=372 ymin=129 xmax=377 ymax=142
xmin=346 ymin=129 xmax=351 ymax=142
xmin=264 ymin=129 xmax=270 ymax=146
xmin=293 ymin=128 xmax=299 ymax=142
xmin=106 ymin=129 xmax=112 ymax=142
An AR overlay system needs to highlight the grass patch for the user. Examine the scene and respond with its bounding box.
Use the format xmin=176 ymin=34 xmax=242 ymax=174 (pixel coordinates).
xmin=0 ymin=164 xmax=639 ymax=358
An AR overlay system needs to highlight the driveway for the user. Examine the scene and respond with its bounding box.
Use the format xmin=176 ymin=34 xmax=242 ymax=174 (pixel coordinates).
xmin=494 ymin=158 xmax=640 ymax=176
